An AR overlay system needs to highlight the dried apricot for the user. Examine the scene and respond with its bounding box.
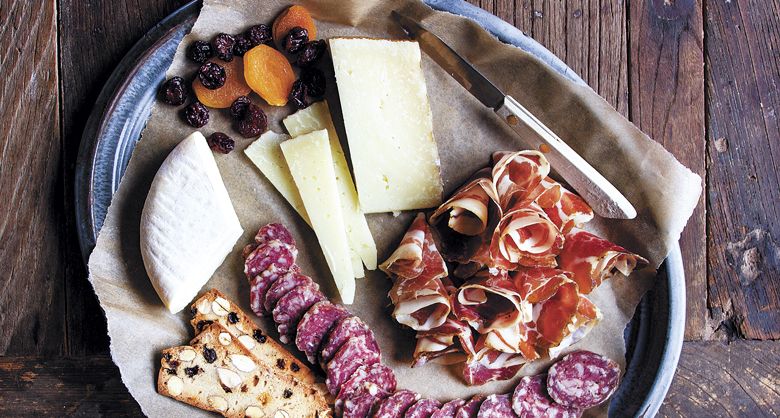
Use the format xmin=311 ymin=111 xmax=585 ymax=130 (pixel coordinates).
xmin=243 ymin=45 xmax=295 ymax=106
xmin=272 ymin=5 xmax=317 ymax=49
xmin=192 ymin=58 xmax=252 ymax=109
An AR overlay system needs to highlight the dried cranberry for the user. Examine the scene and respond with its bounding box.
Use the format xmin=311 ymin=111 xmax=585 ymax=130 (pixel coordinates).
xmin=245 ymin=24 xmax=272 ymax=46
xmin=229 ymin=96 xmax=251 ymax=120
xmin=203 ymin=346 xmax=217 ymax=363
xmin=207 ymin=132 xmax=235 ymax=154
xmin=198 ymin=62 xmax=226 ymax=90
xmin=289 ymin=80 xmax=309 ymax=109
xmin=297 ymin=40 xmax=326 ymax=67
xmin=302 ymin=67 xmax=326 ymax=97
xmin=276 ymin=359 xmax=286 ymax=369
xmin=166 ymin=368 xmax=177 ymax=375
xmin=227 ymin=312 xmax=239 ymax=324
xmin=158 ymin=76 xmax=188 ymax=106
xmin=237 ymin=104 xmax=268 ymax=138
xmin=184 ymin=366 xmax=200 ymax=377
xmin=213 ymin=33 xmax=236 ymax=61
xmin=282 ymin=26 xmax=308 ymax=54
xmin=232 ymin=34 xmax=252 ymax=56
xmin=283 ymin=389 xmax=293 ymax=399
xmin=183 ymin=102 xmax=209 ymax=127
xmin=290 ymin=363 xmax=300 ymax=372
xmin=253 ymin=329 xmax=266 ymax=343
xmin=187 ymin=40 xmax=213 ymax=63
xmin=196 ymin=319 xmax=213 ymax=332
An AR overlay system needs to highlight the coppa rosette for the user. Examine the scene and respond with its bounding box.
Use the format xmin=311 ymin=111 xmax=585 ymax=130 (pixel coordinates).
xmin=452 ymin=269 xmax=530 ymax=333
xmin=412 ymin=315 xmax=475 ymax=367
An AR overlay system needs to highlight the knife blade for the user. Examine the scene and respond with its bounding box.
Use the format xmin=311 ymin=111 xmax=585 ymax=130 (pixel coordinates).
xmin=391 ymin=10 xmax=637 ymax=220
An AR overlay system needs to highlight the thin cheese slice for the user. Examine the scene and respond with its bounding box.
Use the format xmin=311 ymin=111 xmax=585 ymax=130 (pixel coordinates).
xmin=244 ymin=131 xmax=310 ymax=225
xmin=281 ymin=130 xmax=356 ymax=304
xmin=283 ymin=101 xmax=377 ymax=273
xmin=329 ymin=38 xmax=443 ymax=213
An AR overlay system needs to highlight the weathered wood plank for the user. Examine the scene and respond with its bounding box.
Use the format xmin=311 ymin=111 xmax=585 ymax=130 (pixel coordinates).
xmin=659 ymin=341 xmax=780 ymax=417
xmin=705 ymin=0 xmax=780 ymax=340
xmin=58 ymin=0 xmax=192 ymax=355
xmin=0 ymin=0 xmax=65 ymax=356
xmin=0 ymin=356 xmax=143 ymax=416
xmin=629 ymin=0 xmax=707 ymax=340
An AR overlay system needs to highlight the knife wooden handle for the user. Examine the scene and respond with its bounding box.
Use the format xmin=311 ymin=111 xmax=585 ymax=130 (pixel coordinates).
xmin=496 ymin=95 xmax=637 ymax=219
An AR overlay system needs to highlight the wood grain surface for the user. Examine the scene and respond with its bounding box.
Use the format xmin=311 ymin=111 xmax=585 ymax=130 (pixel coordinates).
xmin=0 ymin=0 xmax=778 ymax=415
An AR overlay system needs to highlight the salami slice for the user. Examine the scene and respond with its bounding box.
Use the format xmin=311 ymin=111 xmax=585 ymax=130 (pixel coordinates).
xmin=455 ymin=395 xmax=486 ymax=418
xmin=272 ymin=282 xmax=326 ymax=344
xmin=476 ymin=394 xmax=514 ymax=418
xmin=320 ymin=316 xmax=375 ymax=368
xmin=431 ymin=399 xmax=466 ymax=418
xmin=254 ymin=223 xmax=296 ymax=247
xmin=335 ymin=363 xmax=397 ymax=418
xmin=547 ymin=351 xmax=621 ymax=409
xmin=325 ymin=334 xmax=381 ymax=395
xmin=244 ymin=240 xmax=297 ymax=279
xmin=512 ymin=375 xmax=580 ymax=418
xmin=373 ymin=390 xmax=421 ymax=418
xmin=264 ymin=271 xmax=312 ymax=314
xmin=249 ymin=264 xmax=300 ymax=316
xmin=295 ymin=301 xmax=352 ymax=364
xmin=404 ymin=399 xmax=442 ymax=418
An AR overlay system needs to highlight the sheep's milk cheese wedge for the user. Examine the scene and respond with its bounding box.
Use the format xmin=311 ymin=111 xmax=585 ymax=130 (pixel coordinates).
xmin=329 ymin=38 xmax=443 ymax=213
xmin=280 ymin=129 xmax=356 ymax=304
xmin=283 ymin=101 xmax=377 ymax=273
xmin=140 ymin=132 xmax=243 ymax=313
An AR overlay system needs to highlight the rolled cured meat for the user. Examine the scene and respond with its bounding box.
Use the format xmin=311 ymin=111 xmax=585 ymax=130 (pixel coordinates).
xmin=489 ymin=203 xmax=564 ymax=269
xmin=412 ymin=315 xmax=475 ymax=367
xmin=547 ymin=296 xmax=602 ymax=359
xmin=533 ymin=177 xmax=594 ymax=234
xmin=557 ymin=230 xmax=649 ymax=294
xmin=480 ymin=321 xmax=538 ymax=361
xmin=462 ymin=337 xmax=527 ymax=386
xmin=492 ymin=150 xmax=550 ymax=210
xmin=452 ymin=269 xmax=530 ymax=333
xmin=381 ymin=213 xmax=452 ymax=331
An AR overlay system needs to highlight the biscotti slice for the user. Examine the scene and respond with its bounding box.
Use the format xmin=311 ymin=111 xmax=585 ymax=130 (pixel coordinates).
xmin=190 ymin=289 xmax=314 ymax=384
xmin=158 ymin=323 xmax=330 ymax=418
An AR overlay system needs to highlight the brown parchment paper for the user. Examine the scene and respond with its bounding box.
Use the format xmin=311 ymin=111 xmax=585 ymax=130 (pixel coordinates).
xmin=87 ymin=1 xmax=701 ymax=417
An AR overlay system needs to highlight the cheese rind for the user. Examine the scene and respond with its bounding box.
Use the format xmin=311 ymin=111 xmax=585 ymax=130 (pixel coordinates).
xmin=329 ymin=38 xmax=443 ymax=213
xmin=244 ymin=131 xmax=310 ymax=224
xmin=281 ymin=130 xmax=356 ymax=304
xmin=283 ymin=101 xmax=377 ymax=273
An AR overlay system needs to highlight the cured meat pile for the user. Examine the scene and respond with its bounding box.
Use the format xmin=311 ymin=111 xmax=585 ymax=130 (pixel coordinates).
xmin=379 ymin=150 xmax=648 ymax=386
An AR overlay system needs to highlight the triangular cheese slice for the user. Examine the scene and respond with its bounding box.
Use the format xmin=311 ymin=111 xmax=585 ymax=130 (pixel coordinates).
xmin=140 ymin=132 xmax=243 ymax=313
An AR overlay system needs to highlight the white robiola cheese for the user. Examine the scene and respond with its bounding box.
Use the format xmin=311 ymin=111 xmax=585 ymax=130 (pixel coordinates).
xmin=140 ymin=132 xmax=243 ymax=313
xmin=329 ymin=38 xmax=443 ymax=213
xmin=283 ymin=101 xmax=377 ymax=274
xmin=281 ymin=130 xmax=356 ymax=304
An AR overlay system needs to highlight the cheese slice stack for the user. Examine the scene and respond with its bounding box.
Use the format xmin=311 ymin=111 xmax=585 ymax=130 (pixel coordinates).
xmin=329 ymin=38 xmax=443 ymax=213
xmin=140 ymin=132 xmax=243 ymax=313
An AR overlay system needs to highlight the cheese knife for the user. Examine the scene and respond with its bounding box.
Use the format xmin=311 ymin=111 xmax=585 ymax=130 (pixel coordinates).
xmin=392 ymin=11 xmax=637 ymax=219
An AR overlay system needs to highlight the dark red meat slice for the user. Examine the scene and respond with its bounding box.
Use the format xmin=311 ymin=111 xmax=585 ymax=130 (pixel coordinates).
xmin=547 ymin=351 xmax=620 ymax=409
xmin=476 ymin=394 xmax=514 ymax=418
xmin=325 ymin=334 xmax=381 ymax=395
xmin=455 ymin=395 xmax=486 ymax=418
xmin=295 ymin=301 xmax=352 ymax=364
xmin=512 ymin=375 xmax=580 ymax=418
xmin=431 ymin=399 xmax=466 ymax=418
xmin=320 ymin=316 xmax=375 ymax=368
xmin=249 ymin=264 xmax=300 ymax=316
xmin=335 ymin=363 xmax=397 ymax=417
xmin=373 ymin=390 xmax=421 ymax=418
xmin=244 ymin=240 xmax=296 ymax=279
xmin=255 ymin=223 xmax=296 ymax=247
xmin=404 ymin=399 xmax=442 ymax=418
xmin=264 ymin=271 xmax=312 ymax=313
xmin=272 ymin=282 xmax=325 ymax=344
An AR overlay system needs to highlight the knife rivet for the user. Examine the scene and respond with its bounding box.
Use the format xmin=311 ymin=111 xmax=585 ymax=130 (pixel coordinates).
xmin=539 ymin=143 xmax=551 ymax=153
xmin=506 ymin=115 xmax=519 ymax=126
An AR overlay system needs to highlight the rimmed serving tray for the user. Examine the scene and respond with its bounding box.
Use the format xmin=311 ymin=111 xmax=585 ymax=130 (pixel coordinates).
xmin=74 ymin=1 xmax=685 ymax=416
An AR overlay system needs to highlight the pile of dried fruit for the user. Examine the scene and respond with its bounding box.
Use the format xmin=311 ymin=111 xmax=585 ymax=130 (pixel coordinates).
xmin=158 ymin=5 xmax=329 ymax=154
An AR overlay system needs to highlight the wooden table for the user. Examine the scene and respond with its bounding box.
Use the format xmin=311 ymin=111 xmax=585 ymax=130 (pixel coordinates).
xmin=1 ymin=0 xmax=778 ymax=416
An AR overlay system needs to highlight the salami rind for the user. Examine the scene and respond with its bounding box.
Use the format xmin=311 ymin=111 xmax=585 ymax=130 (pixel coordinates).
xmin=335 ymin=363 xmax=397 ymax=418
xmin=512 ymin=375 xmax=580 ymax=418
xmin=264 ymin=271 xmax=312 ymax=314
xmin=476 ymin=394 xmax=514 ymax=418
xmin=320 ymin=316 xmax=375 ymax=368
xmin=272 ymin=282 xmax=325 ymax=344
xmin=404 ymin=399 xmax=442 ymax=418
xmin=325 ymin=334 xmax=381 ymax=395
xmin=547 ymin=351 xmax=621 ymax=409
xmin=244 ymin=240 xmax=296 ymax=279
xmin=295 ymin=301 xmax=351 ymax=364
xmin=373 ymin=390 xmax=421 ymax=418
xmin=455 ymin=395 xmax=486 ymax=418
xmin=248 ymin=263 xmax=300 ymax=316
xmin=431 ymin=399 xmax=466 ymax=418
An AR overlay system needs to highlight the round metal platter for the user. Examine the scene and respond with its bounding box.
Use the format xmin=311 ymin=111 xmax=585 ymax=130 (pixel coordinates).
xmin=75 ymin=1 xmax=685 ymax=416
